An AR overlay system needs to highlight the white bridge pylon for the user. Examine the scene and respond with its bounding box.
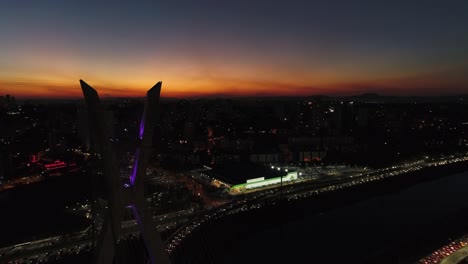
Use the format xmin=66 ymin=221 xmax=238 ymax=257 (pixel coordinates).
xmin=80 ymin=80 xmax=170 ymax=264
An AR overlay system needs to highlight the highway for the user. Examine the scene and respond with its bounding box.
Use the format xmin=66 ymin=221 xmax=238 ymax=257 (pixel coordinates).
xmin=0 ymin=209 xmax=194 ymax=263
xmin=440 ymin=247 xmax=468 ymax=264
xmin=419 ymin=235 xmax=468 ymax=264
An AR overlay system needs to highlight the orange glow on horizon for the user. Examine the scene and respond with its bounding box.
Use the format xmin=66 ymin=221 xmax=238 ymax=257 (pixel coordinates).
xmin=1 ymin=55 xmax=467 ymax=98
xmin=2 ymin=75 xmax=467 ymax=99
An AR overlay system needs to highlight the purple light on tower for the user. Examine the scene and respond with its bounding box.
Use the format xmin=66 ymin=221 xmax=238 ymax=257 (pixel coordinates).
xmin=130 ymin=204 xmax=142 ymax=225
xmin=129 ymin=150 xmax=140 ymax=185
xmin=129 ymin=149 xmax=140 ymax=185
xmin=139 ymin=114 xmax=145 ymax=140
xmin=132 ymin=111 xmax=145 ymax=185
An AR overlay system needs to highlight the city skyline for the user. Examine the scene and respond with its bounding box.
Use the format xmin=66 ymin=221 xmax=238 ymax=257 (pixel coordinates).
xmin=3 ymin=2 xmax=468 ymax=263
xmin=1 ymin=0 xmax=468 ymax=98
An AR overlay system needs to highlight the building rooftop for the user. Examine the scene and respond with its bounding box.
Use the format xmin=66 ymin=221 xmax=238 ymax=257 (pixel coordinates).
xmin=205 ymin=161 xmax=289 ymax=185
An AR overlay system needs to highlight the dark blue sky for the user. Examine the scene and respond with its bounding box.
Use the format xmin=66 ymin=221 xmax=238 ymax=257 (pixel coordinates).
xmin=1 ymin=0 xmax=468 ymax=97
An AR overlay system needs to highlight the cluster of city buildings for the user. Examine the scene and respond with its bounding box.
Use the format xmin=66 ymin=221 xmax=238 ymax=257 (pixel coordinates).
xmin=1 ymin=94 xmax=468 ymax=188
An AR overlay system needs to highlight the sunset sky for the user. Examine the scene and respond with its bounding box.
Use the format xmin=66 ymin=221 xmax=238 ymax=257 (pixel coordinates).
xmin=1 ymin=0 xmax=468 ymax=98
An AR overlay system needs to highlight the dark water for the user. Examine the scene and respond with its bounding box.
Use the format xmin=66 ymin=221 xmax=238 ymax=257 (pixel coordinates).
xmin=169 ymin=170 xmax=468 ymax=264
xmin=219 ymin=171 xmax=468 ymax=264
xmin=0 ymin=174 xmax=92 ymax=247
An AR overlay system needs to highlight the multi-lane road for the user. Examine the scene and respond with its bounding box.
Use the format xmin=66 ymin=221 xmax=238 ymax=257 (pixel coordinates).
xmin=440 ymin=247 xmax=468 ymax=264
xmin=0 ymin=208 xmax=194 ymax=263
xmin=419 ymin=235 xmax=468 ymax=264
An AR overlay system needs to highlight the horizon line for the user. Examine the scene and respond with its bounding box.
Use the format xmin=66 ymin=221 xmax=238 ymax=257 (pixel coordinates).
xmin=6 ymin=93 xmax=468 ymax=101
